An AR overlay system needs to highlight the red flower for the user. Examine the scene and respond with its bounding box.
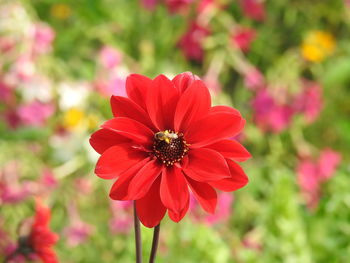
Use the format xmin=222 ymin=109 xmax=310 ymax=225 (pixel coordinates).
xmin=15 ymin=201 xmax=59 ymax=263
xmin=90 ymin=72 xmax=250 ymax=228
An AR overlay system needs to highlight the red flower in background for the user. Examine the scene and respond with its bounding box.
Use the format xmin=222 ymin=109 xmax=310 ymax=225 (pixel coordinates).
xmin=27 ymin=202 xmax=59 ymax=263
xmin=231 ymin=27 xmax=257 ymax=52
xmin=240 ymin=0 xmax=266 ymax=21
xmin=90 ymin=72 xmax=250 ymax=228
xmin=178 ymin=22 xmax=210 ymax=62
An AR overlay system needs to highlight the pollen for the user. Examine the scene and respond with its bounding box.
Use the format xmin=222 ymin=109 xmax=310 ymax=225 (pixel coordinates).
xmin=153 ymin=131 xmax=189 ymax=166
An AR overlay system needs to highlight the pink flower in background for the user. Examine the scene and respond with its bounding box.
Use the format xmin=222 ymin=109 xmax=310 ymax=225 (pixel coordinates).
xmin=198 ymin=0 xmax=226 ymax=13
xmin=0 ymin=36 xmax=16 ymax=54
xmin=98 ymin=46 xmax=122 ymax=69
xmin=64 ymin=204 xmax=94 ymax=247
xmin=243 ymin=67 xmax=265 ymax=90
xmin=11 ymin=55 xmax=36 ymax=81
xmin=17 ymin=101 xmax=55 ymax=127
xmin=252 ymin=89 xmax=294 ymax=133
xmin=297 ymin=149 xmax=341 ymax=209
xmin=231 ymin=27 xmax=256 ymax=52
xmin=318 ymin=149 xmax=342 ymax=180
xmin=32 ymin=23 xmax=55 ymax=55
xmin=189 ymin=193 xmax=234 ymax=225
xmin=141 ymin=0 xmax=158 ymax=10
xmin=74 ymin=178 xmax=93 ymax=195
xmin=203 ymin=74 xmax=221 ymax=94
xmin=109 ymin=201 xmax=133 ymax=234
xmin=294 ymin=81 xmax=323 ymax=123
xmin=0 ymin=80 xmax=14 ymax=104
xmin=0 ymin=161 xmax=31 ymax=204
xmin=165 ymin=0 xmax=194 ymax=14
xmin=64 ymin=221 xmax=94 ymax=247
xmin=240 ymin=0 xmax=266 ymax=21
xmin=94 ymin=76 xmax=127 ymax=97
xmin=205 ymin=193 xmax=233 ymax=225
xmin=242 ymin=229 xmax=262 ymax=251
xmin=178 ymin=21 xmax=210 ymax=62
xmin=40 ymin=168 xmax=58 ymax=189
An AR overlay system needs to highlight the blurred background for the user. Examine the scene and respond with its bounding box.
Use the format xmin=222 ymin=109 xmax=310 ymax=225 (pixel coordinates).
xmin=1 ymin=0 xmax=350 ymax=262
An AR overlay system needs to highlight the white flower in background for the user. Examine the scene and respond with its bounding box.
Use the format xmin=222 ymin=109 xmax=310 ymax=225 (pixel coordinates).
xmin=21 ymin=75 xmax=54 ymax=103
xmin=58 ymin=82 xmax=91 ymax=110
xmin=0 ymin=2 xmax=32 ymax=37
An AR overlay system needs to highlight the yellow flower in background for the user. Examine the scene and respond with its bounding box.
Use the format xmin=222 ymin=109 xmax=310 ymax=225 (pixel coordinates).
xmin=87 ymin=114 xmax=99 ymax=130
xmin=63 ymin=108 xmax=84 ymax=130
xmin=50 ymin=3 xmax=72 ymax=20
xmin=301 ymin=31 xmax=336 ymax=62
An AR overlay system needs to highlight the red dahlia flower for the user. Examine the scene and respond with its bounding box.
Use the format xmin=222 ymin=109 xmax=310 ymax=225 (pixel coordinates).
xmin=11 ymin=201 xmax=59 ymax=263
xmin=90 ymin=72 xmax=251 ymax=228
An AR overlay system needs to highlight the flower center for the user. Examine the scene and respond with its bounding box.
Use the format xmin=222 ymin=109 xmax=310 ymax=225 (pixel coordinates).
xmin=153 ymin=130 xmax=189 ymax=166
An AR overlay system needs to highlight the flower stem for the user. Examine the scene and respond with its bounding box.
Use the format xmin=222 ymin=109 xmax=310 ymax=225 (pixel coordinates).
xmin=133 ymin=201 xmax=142 ymax=263
xmin=148 ymin=224 xmax=160 ymax=263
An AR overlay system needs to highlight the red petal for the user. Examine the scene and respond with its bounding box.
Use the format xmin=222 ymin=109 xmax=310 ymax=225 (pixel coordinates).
xmin=136 ymin=177 xmax=167 ymax=228
xmin=186 ymin=176 xmax=217 ymax=214
xmin=185 ymin=112 xmax=243 ymax=148
xmin=160 ymin=167 xmax=189 ymax=214
xmin=172 ymin=72 xmax=199 ymax=93
xmin=101 ymin=117 xmax=154 ymax=147
xmin=209 ymin=159 xmax=249 ymax=191
xmin=206 ymin=139 xmax=251 ymax=162
xmin=110 ymin=96 xmax=156 ymax=130
xmin=127 ymin=159 xmax=163 ymax=200
xmin=210 ymin=105 xmax=242 ymax=116
xmin=89 ymin=129 xmax=130 ymax=154
xmin=109 ymin=158 xmax=150 ymax=200
xmin=210 ymin=106 xmax=246 ymax=131
xmin=168 ymin=199 xmax=189 ymax=222
xmin=174 ymin=80 xmax=211 ymax=132
xmin=126 ymin=74 xmax=152 ymax=110
xmin=183 ymin=148 xmax=230 ymax=182
xmin=146 ymin=74 xmax=179 ymax=130
xmin=95 ymin=144 xmax=147 ymax=179
xmin=36 ymin=248 xmax=59 ymax=263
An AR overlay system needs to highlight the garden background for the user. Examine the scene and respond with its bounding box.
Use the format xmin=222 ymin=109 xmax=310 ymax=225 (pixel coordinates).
xmin=1 ymin=0 xmax=350 ymax=262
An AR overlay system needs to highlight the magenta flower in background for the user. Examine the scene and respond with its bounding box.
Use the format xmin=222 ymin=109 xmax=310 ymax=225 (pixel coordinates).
xmin=98 ymin=46 xmax=122 ymax=69
xmin=294 ymin=81 xmax=323 ymax=124
xmin=0 ymin=80 xmax=14 ymax=104
xmin=141 ymin=0 xmax=158 ymax=10
xmin=297 ymin=149 xmax=341 ymax=209
xmin=165 ymin=0 xmax=194 ymax=14
xmin=240 ymin=0 xmax=266 ymax=21
xmin=231 ymin=27 xmax=257 ymax=52
xmin=252 ymin=89 xmax=294 ymax=133
xmin=17 ymin=101 xmax=55 ymax=127
xmin=32 ymin=23 xmax=55 ymax=55
xmin=178 ymin=21 xmax=210 ymax=62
